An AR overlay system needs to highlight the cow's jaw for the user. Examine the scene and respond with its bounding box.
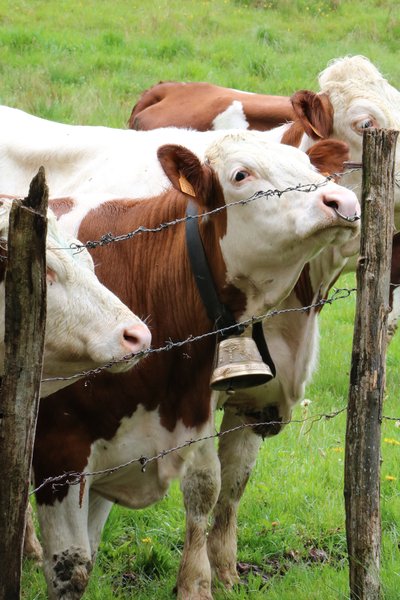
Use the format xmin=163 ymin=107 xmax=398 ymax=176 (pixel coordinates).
xmin=220 ymin=191 xmax=359 ymax=317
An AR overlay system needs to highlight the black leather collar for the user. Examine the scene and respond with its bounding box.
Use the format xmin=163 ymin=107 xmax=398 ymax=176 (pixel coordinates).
xmin=185 ymin=199 xmax=276 ymax=377
xmin=185 ymin=199 xmax=243 ymax=338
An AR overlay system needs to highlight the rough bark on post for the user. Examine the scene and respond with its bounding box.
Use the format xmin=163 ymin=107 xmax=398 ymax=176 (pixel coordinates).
xmin=344 ymin=129 xmax=398 ymax=600
xmin=0 ymin=168 xmax=48 ymax=600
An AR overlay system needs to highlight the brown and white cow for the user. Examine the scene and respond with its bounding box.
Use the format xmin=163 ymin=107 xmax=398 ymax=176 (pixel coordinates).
xmin=126 ymin=57 xmax=400 ymax=587
xmin=26 ymin=132 xmax=359 ymax=600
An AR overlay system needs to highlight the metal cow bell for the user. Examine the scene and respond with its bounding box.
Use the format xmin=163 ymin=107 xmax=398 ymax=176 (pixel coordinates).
xmin=210 ymin=335 xmax=274 ymax=393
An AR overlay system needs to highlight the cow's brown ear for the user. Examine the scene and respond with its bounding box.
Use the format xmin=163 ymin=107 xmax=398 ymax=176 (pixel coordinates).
xmin=157 ymin=144 xmax=213 ymax=204
xmin=291 ymin=90 xmax=334 ymax=140
xmin=307 ymin=139 xmax=349 ymax=178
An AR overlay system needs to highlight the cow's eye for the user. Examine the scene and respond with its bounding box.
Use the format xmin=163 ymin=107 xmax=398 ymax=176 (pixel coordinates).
xmin=359 ymin=119 xmax=374 ymax=129
xmin=234 ymin=170 xmax=250 ymax=182
xmin=352 ymin=116 xmax=378 ymax=134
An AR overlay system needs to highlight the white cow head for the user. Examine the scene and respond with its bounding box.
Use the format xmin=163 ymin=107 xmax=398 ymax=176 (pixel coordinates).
xmin=0 ymin=199 xmax=151 ymax=396
xmin=158 ymin=131 xmax=360 ymax=317
xmin=319 ymin=56 xmax=400 ymax=224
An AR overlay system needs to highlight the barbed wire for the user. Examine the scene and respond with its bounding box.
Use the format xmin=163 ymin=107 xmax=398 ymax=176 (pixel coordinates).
xmin=41 ymin=286 xmax=357 ymax=384
xmin=30 ymin=407 xmax=346 ymax=495
xmin=65 ymin=172 xmax=359 ymax=252
xmin=30 ymin=406 xmax=400 ymax=497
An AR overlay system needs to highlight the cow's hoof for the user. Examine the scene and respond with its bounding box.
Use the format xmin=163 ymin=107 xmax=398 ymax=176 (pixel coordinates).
xmin=176 ymin=580 xmax=213 ymax=600
xmin=213 ymin=566 xmax=240 ymax=589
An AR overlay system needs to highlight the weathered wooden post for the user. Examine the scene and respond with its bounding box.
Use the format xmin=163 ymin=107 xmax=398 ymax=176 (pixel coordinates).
xmin=0 ymin=168 xmax=48 ymax=600
xmin=344 ymin=129 xmax=398 ymax=600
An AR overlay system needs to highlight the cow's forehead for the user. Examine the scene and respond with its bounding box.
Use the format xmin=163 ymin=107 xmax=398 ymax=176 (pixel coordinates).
xmin=319 ymin=55 xmax=400 ymax=116
xmin=319 ymin=55 xmax=386 ymax=87
xmin=205 ymin=131 xmax=312 ymax=169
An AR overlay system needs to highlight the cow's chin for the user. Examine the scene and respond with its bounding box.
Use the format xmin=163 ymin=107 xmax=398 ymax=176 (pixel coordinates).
xmin=40 ymin=356 xmax=141 ymax=397
xmin=107 ymin=355 xmax=142 ymax=374
xmin=303 ymin=219 xmax=360 ymax=248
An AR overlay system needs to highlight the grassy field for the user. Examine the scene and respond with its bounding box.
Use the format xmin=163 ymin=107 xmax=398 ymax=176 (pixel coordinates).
xmin=1 ymin=0 xmax=398 ymax=598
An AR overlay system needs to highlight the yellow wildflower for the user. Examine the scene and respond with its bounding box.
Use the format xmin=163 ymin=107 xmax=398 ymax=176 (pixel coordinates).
xmin=141 ymin=537 xmax=152 ymax=543
xmin=383 ymin=438 xmax=400 ymax=446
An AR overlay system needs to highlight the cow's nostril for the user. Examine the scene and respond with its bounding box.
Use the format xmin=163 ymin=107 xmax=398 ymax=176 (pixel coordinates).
xmin=124 ymin=333 xmax=140 ymax=346
xmin=323 ymin=198 xmax=339 ymax=211
xmin=122 ymin=324 xmax=152 ymax=354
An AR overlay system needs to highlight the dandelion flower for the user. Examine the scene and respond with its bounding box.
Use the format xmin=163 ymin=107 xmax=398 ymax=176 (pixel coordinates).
xmin=300 ymin=398 xmax=312 ymax=408
xmin=383 ymin=438 xmax=400 ymax=446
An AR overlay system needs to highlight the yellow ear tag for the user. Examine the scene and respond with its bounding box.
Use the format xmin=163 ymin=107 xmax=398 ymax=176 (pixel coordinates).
xmin=179 ymin=173 xmax=196 ymax=197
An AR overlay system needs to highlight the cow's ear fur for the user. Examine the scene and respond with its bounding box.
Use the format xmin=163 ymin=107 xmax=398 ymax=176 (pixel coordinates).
xmin=157 ymin=144 xmax=214 ymax=206
xmin=307 ymin=139 xmax=349 ymax=178
xmin=291 ymin=91 xmax=334 ymax=140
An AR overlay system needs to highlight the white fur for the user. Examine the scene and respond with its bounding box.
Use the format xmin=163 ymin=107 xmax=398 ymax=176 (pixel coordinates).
xmin=212 ymin=100 xmax=249 ymax=130
xmin=319 ymin=55 xmax=400 ymax=226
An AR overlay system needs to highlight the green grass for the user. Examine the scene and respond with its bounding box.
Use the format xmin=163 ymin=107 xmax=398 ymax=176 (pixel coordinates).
xmin=1 ymin=0 xmax=399 ymax=126
xmin=5 ymin=0 xmax=399 ymax=598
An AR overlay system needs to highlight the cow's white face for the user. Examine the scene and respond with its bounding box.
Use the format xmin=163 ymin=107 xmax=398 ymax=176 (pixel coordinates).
xmin=206 ymin=132 xmax=360 ymax=313
xmin=0 ymin=201 xmax=151 ymax=397
xmin=319 ymin=55 xmax=400 ymax=224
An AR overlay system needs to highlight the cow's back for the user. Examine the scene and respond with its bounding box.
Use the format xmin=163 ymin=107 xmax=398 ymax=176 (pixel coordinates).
xmin=129 ymin=81 xmax=295 ymax=131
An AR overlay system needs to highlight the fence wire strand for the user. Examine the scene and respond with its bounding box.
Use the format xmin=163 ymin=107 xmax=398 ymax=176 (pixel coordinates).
xmin=60 ymin=171 xmax=364 ymax=253
xmin=30 ymin=406 xmax=400 ymax=497
xmin=41 ymin=286 xmax=357 ymax=384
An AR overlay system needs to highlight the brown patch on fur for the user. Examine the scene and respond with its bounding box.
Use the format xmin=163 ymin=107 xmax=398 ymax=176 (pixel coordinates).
xmin=294 ymin=264 xmax=316 ymax=312
xmin=281 ymin=120 xmax=306 ymax=147
xmin=49 ymin=197 xmax=75 ymax=218
xmin=294 ymin=262 xmax=343 ymax=316
xmin=306 ymin=139 xmax=349 ymax=178
xmin=129 ymin=81 xmax=295 ymax=131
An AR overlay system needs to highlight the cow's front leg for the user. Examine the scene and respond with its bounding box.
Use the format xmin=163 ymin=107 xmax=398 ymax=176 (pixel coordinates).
xmin=177 ymin=437 xmax=221 ymax=600
xmin=87 ymin=489 xmax=113 ymax=561
xmin=24 ymin=501 xmax=43 ymax=562
xmin=36 ymin=485 xmax=92 ymax=600
xmin=207 ymin=406 xmax=262 ymax=588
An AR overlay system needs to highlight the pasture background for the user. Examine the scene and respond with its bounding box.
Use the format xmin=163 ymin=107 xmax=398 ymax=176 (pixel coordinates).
xmin=0 ymin=0 xmax=398 ymax=598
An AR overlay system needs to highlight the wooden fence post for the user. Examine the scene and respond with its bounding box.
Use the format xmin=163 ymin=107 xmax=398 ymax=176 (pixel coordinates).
xmin=0 ymin=168 xmax=48 ymax=600
xmin=344 ymin=129 xmax=398 ymax=600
